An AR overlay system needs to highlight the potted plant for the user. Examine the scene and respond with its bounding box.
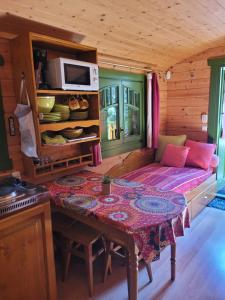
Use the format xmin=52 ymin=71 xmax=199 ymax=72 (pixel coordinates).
xmin=102 ymin=175 xmax=112 ymax=195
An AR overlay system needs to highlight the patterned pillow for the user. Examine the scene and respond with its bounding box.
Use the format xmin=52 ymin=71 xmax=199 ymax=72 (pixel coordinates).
xmin=155 ymin=134 xmax=187 ymax=162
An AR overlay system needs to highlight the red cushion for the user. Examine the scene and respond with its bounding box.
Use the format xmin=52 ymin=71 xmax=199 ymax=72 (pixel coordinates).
xmin=161 ymin=144 xmax=190 ymax=168
xmin=185 ymin=140 xmax=216 ymax=170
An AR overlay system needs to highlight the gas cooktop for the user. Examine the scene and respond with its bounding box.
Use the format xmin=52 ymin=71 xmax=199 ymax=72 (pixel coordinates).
xmin=0 ymin=177 xmax=48 ymax=217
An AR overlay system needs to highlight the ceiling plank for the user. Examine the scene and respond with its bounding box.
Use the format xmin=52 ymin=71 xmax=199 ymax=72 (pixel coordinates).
xmin=1 ymin=0 xmax=225 ymax=69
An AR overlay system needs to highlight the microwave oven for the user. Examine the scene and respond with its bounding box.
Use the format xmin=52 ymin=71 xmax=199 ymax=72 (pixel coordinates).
xmin=47 ymin=58 xmax=99 ymax=91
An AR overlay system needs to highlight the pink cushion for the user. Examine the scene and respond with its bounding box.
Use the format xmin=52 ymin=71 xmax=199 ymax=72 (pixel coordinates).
xmin=210 ymin=154 xmax=219 ymax=169
xmin=161 ymin=144 xmax=190 ymax=168
xmin=185 ymin=140 xmax=216 ymax=170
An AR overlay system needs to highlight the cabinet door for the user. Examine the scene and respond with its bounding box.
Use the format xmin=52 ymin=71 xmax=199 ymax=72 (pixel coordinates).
xmin=122 ymin=80 xmax=144 ymax=143
xmin=99 ymin=69 xmax=145 ymax=157
xmin=100 ymin=78 xmax=122 ymax=148
xmin=0 ymin=202 xmax=57 ymax=300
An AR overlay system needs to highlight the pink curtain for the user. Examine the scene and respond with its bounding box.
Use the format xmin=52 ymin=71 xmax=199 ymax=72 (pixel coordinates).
xmin=152 ymin=73 xmax=160 ymax=149
xmin=146 ymin=73 xmax=153 ymax=148
xmin=91 ymin=143 xmax=102 ymax=166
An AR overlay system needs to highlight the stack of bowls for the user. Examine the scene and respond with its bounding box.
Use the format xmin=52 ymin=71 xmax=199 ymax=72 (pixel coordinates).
xmin=37 ymin=96 xmax=55 ymax=113
xmin=61 ymin=128 xmax=83 ymax=139
xmin=52 ymin=104 xmax=70 ymax=121
xmin=70 ymin=110 xmax=88 ymax=120
xmin=40 ymin=112 xmax=62 ymax=122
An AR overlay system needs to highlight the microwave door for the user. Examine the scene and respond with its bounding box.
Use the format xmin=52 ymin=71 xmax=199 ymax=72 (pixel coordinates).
xmin=64 ymin=64 xmax=91 ymax=90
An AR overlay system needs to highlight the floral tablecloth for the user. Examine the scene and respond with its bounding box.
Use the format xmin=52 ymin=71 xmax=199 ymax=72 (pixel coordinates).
xmin=46 ymin=170 xmax=190 ymax=262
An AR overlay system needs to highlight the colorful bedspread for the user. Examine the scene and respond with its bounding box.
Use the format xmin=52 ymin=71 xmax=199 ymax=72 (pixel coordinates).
xmin=46 ymin=170 xmax=189 ymax=262
xmin=121 ymin=163 xmax=213 ymax=194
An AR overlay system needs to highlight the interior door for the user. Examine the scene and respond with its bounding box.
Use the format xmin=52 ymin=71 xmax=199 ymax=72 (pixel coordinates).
xmin=208 ymin=59 xmax=225 ymax=180
xmin=217 ymin=69 xmax=225 ymax=179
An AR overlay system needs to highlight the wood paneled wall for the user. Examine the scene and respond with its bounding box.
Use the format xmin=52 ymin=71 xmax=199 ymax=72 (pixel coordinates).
xmin=0 ymin=38 xmax=23 ymax=174
xmin=166 ymin=46 xmax=225 ymax=141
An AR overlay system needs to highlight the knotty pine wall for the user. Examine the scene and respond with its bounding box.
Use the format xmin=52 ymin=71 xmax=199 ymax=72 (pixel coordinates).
xmin=0 ymin=38 xmax=23 ymax=174
xmin=166 ymin=46 xmax=225 ymax=141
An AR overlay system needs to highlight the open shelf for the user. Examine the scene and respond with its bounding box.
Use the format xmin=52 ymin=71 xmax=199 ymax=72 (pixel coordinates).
xmin=31 ymin=32 xmax=97 ymax=55
xmin=39 ymin=119 xmax=100 ymax=133
xmin=42 ymin=137 xmax=100 ymax=148
xmin=35 ymin=153 xmax=93 ymax=176
xmin=36 ymin=90 xmax=99 ymax=96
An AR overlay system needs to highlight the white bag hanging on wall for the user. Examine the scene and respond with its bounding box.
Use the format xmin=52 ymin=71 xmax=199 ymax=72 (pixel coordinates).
xmin=14 ymin=75 xmax=38 ymax=158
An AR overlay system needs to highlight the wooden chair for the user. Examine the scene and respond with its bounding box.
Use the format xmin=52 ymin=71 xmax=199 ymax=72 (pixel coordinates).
xmin=52 ymin=212 xmax=106 ymax=297
xmin=104 ymin=240 xmax=153 ymax=289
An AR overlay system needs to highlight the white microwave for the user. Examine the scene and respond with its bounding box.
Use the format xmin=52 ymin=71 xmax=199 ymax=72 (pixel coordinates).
xmin=47 ymin=58 xmax=99 ymax=91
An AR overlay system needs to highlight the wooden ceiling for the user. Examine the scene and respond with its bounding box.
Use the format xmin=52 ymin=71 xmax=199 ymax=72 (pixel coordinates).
xmin=1 ymin=0 xmax=225 ymax=70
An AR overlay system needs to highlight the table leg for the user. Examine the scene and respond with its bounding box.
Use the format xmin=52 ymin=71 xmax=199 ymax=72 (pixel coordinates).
xmin=171 ymin=243 xmax=176 ymax=281
xmin=126 ymin=249 xmax=131 ymax=300
xmin=103 ymin=240 xmax=113 ymax=282
xmin=127 ymin=243 xmax=139 ymax=300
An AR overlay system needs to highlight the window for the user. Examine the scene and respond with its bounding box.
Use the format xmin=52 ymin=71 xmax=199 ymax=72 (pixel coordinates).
xmin=100 ymin=69 xmax=146 ymax=158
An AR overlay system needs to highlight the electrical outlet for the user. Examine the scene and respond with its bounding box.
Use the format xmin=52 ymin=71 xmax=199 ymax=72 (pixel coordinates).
xmin=11 ymin=171 xmax=21 ymax=179
xmin=201 ymin=113 xmax=208 ymax=124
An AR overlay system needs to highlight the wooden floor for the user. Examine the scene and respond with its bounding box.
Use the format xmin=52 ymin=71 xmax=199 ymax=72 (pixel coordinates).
xmin=56 ymin=207 xmax=225 ymax=300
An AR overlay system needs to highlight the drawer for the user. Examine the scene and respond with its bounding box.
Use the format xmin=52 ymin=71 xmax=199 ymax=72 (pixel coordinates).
xmin=192 ymin=192 xmax=215 ymax=219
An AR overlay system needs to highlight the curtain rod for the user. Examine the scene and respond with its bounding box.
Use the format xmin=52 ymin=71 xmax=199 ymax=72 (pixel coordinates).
xmin=98 ymin=60 xmax=152 ymax=73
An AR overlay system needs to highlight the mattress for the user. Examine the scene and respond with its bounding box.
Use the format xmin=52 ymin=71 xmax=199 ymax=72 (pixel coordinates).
xmin=121 ymin=163 xmax=213 ymax=194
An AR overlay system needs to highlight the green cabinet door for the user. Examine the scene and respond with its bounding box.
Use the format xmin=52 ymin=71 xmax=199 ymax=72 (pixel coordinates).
xmin=122 ymin=80 xmax=144 ymax=143
xmin=99 ymin=69 xmax=145 ymax=158
xmin=100 ymin=78 xmax=121 ymax=144
xmin=0 ymin=86 xmax=12 ymax=171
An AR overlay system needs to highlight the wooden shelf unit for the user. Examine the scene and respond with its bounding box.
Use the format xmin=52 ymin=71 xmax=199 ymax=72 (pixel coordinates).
xmin=11 ymin=32 xmax=100 ymax=178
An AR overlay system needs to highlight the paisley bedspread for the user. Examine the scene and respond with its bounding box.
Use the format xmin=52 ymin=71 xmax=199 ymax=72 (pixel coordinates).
xmin=46 ymin=170 xmax=190 ymax=262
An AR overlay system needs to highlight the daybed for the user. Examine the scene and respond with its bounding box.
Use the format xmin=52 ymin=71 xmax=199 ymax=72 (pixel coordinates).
xmin=105 ymin=148 xmax=217 ymax=220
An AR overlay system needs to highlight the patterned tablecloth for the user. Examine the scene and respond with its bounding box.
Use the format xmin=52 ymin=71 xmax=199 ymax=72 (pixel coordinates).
xmin=46 ymin=170 xmax=190 ymax=262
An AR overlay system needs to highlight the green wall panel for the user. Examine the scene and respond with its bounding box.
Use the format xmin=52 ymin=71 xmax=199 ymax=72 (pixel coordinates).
xmin=208 ymin=58 xmax=225 ymax=179
xmin=0 ymin=85 xmax=12 ymax=171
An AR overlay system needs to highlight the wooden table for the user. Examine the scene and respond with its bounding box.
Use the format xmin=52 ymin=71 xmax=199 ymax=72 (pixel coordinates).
xmin=46 ymin=170 xmax=189 ymax=300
